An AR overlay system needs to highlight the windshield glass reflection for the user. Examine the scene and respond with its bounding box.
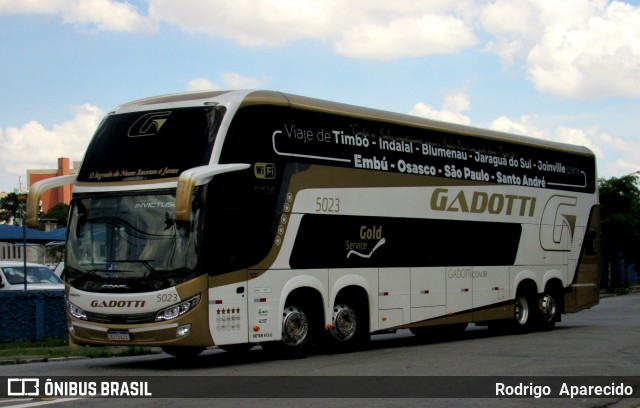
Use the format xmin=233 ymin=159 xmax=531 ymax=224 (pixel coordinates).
xmin=66 ymin=192 xmax=199 ymax=286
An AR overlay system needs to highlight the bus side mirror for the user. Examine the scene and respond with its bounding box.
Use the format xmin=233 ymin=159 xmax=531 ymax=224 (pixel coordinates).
xmin=175 ymin=164 xmax=250 ymax=221
xmin=26 ymin=174 xmax=76 ymax=227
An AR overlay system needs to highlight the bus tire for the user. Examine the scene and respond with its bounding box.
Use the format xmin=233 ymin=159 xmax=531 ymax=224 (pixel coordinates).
xmin=330 ymin=304 xmax=357 ymax=341
xmin=325 ymin=302 xmax=369 ymax=351
xmin=262 ymin=303 xmax=316 ymax=357
xmin=281 ymin=305 xmax=311 ymax=347
xmin=442 ymin=323 xmax=468 ymax=336
xmin=410 ymin=326 xmax=433 ymax=337
xmin=512 ymin=289 xmax=536 ymax=333
xmin=162 ymin=346 xmax=206 ymax=358
xmin=537 ymin=290 xmax=560 ymax=331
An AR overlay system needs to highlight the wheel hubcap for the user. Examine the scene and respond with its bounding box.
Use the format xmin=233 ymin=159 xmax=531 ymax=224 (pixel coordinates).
xmin=541 ymin=294 xmax=557 ymax=322
xmin=282 ymin=306 xmax=308 ymax=347
xmin=515 ymin=295 xmax=529 ymax=325
xmin=331 ymin=304 xmax=357 ymax=341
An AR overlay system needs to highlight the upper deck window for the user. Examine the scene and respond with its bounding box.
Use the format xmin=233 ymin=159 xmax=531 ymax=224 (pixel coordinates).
xmin=77 ymin=106 xmax=225 ymax=183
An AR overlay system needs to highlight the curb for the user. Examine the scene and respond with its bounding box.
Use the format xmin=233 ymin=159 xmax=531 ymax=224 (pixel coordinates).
xmin=600 ymin=286 xmax=640 ymax=298
xmin=0 ymin=355 xmax=88 ymax=365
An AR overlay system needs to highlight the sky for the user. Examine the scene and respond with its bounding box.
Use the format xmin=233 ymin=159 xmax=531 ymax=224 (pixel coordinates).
xmin=1 ymin=0 xmax=639 ymax=193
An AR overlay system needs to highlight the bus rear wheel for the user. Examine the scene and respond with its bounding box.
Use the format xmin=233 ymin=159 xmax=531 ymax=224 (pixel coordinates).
xmin=281 ymin=305 xmax=310 ymax=347
xmin=330 ymin=304 xmax=357 ymax=341
xmin=323 ymin=302 xmax=369 ymax=352
xmin=512 ymin=290 xmax=536 ymax=333
xmin=537 ymin=291 xmax=559 ymax=331
xmin=262 ymin=304 xmax=316 ymax=357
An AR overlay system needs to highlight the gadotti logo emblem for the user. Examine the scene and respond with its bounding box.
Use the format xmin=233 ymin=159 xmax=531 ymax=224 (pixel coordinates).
xmin=539 ymin=195 xmax=578 ymax=251
xmin=128 ymin=111 xmax=171 ymax=137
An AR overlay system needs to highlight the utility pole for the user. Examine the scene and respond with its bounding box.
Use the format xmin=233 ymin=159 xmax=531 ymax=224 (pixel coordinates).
xmin=19 ymin=176 xmax=27 ymax=291
xmin=627 ymin=171 xmax=640 ymax=289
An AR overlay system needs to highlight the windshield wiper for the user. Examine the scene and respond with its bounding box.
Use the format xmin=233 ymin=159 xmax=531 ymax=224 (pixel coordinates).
xmin=70 ymin=260 xmax=173 ymax=287
xmin=103 ymin=260 xmax=171 ymax=286
xmin=70 ymin=269 xmax=100 ymax=286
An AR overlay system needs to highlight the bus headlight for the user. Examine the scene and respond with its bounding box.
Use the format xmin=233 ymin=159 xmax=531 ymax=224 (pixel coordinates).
xmin=67 ymin=301 xmax=87 ymax=320
xmin=155 ymin=294 xmax=201 ymax=322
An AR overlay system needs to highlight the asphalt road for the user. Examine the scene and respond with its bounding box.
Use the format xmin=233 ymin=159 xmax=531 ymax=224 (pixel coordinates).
xmin=1 ymin=292 xmax=639 ymax=408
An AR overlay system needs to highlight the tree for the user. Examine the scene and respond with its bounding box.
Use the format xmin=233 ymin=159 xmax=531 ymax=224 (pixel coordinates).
xmin=44 ymin=203 xmax=70 ymax=228
xmin=0 ymin=192 xmax=27 ymax=223
xmin=598 ymin=174 xmax=640 ymax=288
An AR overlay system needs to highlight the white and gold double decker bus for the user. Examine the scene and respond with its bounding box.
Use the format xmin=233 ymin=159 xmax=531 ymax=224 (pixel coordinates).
xmin=27 ymin=90 xmax=599 ymax=358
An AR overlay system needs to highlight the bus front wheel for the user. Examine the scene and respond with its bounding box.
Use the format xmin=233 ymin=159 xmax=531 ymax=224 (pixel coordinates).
xmin=162 ymin=346 xmax=206 ymax=358
xmin=218 ymin=343 xmax=255 ymax=353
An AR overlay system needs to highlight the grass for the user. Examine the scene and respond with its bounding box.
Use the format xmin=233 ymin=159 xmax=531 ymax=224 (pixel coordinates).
xmin=0 ymin=338 xmax=161 ymax=361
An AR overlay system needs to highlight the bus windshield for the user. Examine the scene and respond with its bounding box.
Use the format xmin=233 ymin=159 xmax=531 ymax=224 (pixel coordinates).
xmin=76 ymin=106 xmax=224 ymax=184
xmin=66 ymin=192 xmax=200 ymax=290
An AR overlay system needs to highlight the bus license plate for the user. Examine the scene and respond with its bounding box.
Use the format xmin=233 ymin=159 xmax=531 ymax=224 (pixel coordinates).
xmin=107 ymin=330 xmax=131 ymax=341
